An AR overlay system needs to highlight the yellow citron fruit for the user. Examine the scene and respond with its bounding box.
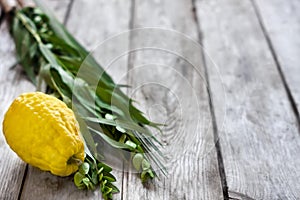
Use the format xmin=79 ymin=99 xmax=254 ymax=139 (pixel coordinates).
xmin=2 ymin=92 xmax=85 ymax=177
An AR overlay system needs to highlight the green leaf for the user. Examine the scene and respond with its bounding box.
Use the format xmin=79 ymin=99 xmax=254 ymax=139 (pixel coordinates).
xmin=11 ymin=17 xmax=37 ymax=84
xmin=103 ymin=176 xmax=116 ymax=182
xmin=147 ymin=169 xmax=155 ymax=178
xmin=29 ymin=43 xmax=38 ymax=58
xmin=115 ymin=119 xmax=153 ymax=137
xmin=97 ymin=162 xmax=113 ymax=173
xmin=125 ymin=140 xmax=137 ymax=149
xmin=105 ymin=114 xmax=116 ymax=120
xmin=17 ymin=11 xmax=38 ymax=32
xmin=142 ymin=159 xmax=151 ymax=171
xmin=97 ymin=167 xmax=104 ymax=175
xmin=74 ymin=172 xmax=85 ymax=188
xmin=39 ymin=44 xmax=59 ymax=65
xmin=141 ymin=169 xmax=155 ymax=182
xmin=75 ymin=112 xmax=98 ymax=159
xmin=57 ymin=55 xmax=82 ymax=73
xmin=119 ymin=134 xmax=126 ymax=143
xmin=99 ymin=173 xmax=103 ymax=182
xmin=49 ymin=66 xmax=72 ymax=98
xmin=40 ymin=33 xmax=81 ymax=58
xmin=132 ymin=153 xmax=143 ymax=171
xmin=116 ymin=126 xmax=126 ymax=133
xmin=85 ymin=116 xmax=117 ymax=127
xmin=95 ymin=95 xmax=124 ymax=116
xmin=88 ymin=127 xmax=134 ymax=150
xmin=107 ymin=183 xmax=120 ymax=193
xmin=72 ymin=78 xmax=103 ymax=114
xmin=79 ymin=162 xmax=90 ymax=175
xmin=91 ymin=171 xmax=99 ymax=185
xmin=38 ymin=63 xmax=54 ymax=88
xmin=82 ymin=177 xmax=90 ymax=187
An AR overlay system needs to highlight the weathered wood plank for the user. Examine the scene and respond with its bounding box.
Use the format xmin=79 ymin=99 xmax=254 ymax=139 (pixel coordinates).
xmin=195 ymin=0 xmax=300 ymax=199
xmin=0 ymin=21 xmax=35 ymax=200
xmin=65 ymin=0 xmax=131 ymax=86
xmin=20 ymin=0 xmax=131 ymax=199
xmin=253 ymin=0 xmax=300 ymax=116
xmin=123 ymin=0 xmax=223 ymax=199
xmin=42 ymin=0 xmax=71 ymax=23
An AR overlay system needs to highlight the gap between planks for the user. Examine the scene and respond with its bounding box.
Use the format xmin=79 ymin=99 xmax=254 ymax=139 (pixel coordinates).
xmin=194 ymin=0 xmax=300 ymax=198
xmin=17 ymin=165 xmax=28 ymax=200
xmin=62 ymin=0 xmax=74 ymax=25
xmin=123 ymin=0 xmax=224 ymax=199
xmin=191 ymin=0 xmax=229 ymax=199
xmin=121 ymin=0 xmax=136 ymax=199
xmin=250 ymin=0 xmax=300 ymax=131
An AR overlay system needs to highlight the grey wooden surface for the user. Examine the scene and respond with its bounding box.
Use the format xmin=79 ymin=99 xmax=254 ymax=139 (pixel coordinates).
xmin=0 ymin=0 xmax=299 ymax=199
xmin=196 ymin=0 xmax=300 ymax=199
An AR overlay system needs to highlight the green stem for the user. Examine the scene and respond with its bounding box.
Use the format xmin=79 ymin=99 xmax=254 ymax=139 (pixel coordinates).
xmin=67 ymin=156 xmax=83 ymax=166
xmin=17 ymin=11 xmax=42 ymax=43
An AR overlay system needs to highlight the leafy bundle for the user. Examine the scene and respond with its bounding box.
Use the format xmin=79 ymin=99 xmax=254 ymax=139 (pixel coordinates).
xmin=6 ymin=2 xmax=165 ymax=200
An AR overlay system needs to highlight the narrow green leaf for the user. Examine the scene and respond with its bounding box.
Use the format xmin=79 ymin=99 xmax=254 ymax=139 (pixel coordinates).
xmin=103 ymin=176 xmax=116 ymax=182
xmin=115 ymin=119 xmax=153 ymax=137
xmin=85 ymin=116 xmax=117 ymax=127
xmin=88 ymin=127 xmax=134 ymax=150
xmin=75 ymin=112 xmax=98 ymax=158
xmin=39 ymin=43 xmax=59 ymax=65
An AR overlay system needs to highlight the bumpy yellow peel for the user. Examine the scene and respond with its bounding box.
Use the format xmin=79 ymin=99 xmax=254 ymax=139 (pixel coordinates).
xmin=2 ymin=92 xmax=85 ymax=176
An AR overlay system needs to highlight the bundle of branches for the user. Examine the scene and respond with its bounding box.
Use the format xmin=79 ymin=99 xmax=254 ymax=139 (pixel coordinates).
xmin=0 ymin=0 xmax=165 ymax=199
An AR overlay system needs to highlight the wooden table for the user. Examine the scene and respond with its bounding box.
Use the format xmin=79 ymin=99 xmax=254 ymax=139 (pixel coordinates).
xmin=1 ymin=0 xmax=300 ymax=199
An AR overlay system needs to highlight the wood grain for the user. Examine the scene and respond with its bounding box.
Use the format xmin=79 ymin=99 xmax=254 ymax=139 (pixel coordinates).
xmin=65 ymin=0 xmax=131 ymax=86
xmin=195 ymin=0 xmax=300 ymax=199
xmin=253 ymin=0 xmax=300 ymax=116
xmin=123 ymin=0 xmax=223 ymax=199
